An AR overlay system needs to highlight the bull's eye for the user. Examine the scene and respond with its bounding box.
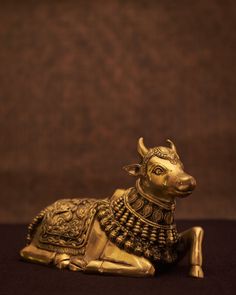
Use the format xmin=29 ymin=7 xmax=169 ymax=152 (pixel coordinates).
xmin=153 ymin=166 xmax=165 ymax=175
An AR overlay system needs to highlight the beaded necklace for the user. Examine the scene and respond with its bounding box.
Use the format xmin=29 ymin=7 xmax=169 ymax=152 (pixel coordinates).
xmin=97 ymin=186 xmax=179 ymax=264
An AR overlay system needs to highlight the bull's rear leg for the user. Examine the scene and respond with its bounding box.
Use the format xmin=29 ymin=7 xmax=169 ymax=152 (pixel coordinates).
xmin=20 ymin=244 xmax=70 ymax=269
xmin=178 ymin=226 xmax=204 ymax=278
xmin=20 ymin=244 xmax=56 ymax=265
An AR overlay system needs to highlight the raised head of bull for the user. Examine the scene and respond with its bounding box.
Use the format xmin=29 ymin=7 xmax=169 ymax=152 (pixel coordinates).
xmin=20 ymin=138 xmax=204 ymax=278
xmin=124 ymin=137 xmax=197 ymax=202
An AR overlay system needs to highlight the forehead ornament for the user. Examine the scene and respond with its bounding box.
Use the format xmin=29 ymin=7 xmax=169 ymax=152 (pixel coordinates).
xmin=141 ymin=148 xmax=179 ymax=175
xmin=137 ymin=137 xmax=180 ymax=175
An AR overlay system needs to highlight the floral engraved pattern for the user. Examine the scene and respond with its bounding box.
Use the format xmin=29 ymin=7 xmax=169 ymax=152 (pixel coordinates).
xmin=38 ymin=198 xmax=100 ymax=254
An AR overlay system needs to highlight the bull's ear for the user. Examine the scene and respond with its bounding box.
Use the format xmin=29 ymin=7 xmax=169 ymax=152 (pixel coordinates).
xmin=123 ymin=164 xmax=142 ymax=176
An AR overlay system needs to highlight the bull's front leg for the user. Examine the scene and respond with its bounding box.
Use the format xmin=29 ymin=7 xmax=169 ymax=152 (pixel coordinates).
xmin=82 ymin=240 xmax=155 ymax=277
xmin=178 ymin=226 xmax=204 ymax=278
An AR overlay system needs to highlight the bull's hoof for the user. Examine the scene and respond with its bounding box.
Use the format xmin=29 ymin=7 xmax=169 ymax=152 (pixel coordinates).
xmin=189 ymin=265 xmax=204 ymax=278
xmin=69 ymin=257 xmax=87 ymax=271
xmin=69 ymin=263 xmax=83 ymax=271
xmin=56 ymin=260 xmax=70 ymax=269
xmin=54 ymin=254 xmax=70 ymax=269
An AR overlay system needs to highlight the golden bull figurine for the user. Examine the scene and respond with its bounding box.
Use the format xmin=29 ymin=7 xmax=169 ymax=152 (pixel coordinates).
xmin=20 ymin=138 xmax=204 ymax=278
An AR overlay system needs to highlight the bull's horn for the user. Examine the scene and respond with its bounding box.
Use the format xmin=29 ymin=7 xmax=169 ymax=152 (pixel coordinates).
xmin=167 ymin=139 xmax=177 ymax=153
xmin=137 ymin=137 xmax=148 ymax=157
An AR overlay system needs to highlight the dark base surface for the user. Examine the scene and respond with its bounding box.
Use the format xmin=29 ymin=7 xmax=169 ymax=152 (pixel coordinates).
xmin=0 ymin=220 xmax=235 ymax=295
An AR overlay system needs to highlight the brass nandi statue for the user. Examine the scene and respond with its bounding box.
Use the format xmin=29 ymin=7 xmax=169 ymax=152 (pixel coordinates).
xmin=20 ymin=138 xmax=204 ymax=278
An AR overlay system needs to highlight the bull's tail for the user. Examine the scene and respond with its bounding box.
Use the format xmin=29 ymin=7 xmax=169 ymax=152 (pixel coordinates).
xmin=26 ymin=208 xmax=47 ymax=244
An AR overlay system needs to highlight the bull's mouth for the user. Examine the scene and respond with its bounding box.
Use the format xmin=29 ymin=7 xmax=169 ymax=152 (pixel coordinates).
xmin=174 ymin=188 xmax=193 ymax=196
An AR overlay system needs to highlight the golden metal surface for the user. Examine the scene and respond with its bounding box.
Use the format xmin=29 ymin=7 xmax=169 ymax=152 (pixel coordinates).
xmin=20 ymin=138 xmax=204 ymax=278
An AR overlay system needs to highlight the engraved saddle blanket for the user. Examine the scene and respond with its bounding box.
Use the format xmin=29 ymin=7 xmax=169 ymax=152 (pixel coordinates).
xmin=38 ymin=198 xmax=100 ymax=255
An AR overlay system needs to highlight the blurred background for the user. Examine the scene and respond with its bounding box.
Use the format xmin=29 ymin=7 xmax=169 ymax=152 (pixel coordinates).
xmin=0 ymin=0 xmax=235 ymax=223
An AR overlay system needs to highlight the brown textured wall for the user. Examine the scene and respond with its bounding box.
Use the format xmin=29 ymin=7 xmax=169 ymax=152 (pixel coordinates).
xmin=0 ymin=0 xmax=235 ymax=223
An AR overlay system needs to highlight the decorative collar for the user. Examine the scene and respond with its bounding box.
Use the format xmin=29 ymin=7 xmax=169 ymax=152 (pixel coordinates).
xmin=124 ymin=187 xmax=176 ymax=229
xmin=97 ymin=188 xmax=179 ymax=264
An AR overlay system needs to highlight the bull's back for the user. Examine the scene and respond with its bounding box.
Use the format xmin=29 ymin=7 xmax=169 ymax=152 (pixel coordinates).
xmin=22 ymin=189 xmax=128 ymax=262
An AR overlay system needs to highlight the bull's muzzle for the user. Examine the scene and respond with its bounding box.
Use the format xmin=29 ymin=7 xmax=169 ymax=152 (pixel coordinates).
xmin=175 ymin=175 xmax=196 ymax=195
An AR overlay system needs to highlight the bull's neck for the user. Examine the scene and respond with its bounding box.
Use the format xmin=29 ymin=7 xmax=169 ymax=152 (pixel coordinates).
xmin=136 ymin=179 xmax=176 ymax=211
